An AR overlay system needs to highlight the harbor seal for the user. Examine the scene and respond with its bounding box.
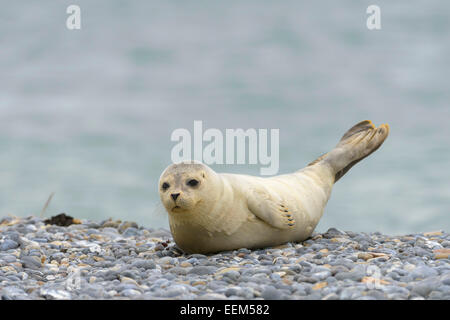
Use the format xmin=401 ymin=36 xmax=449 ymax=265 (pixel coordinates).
xmin=159 ymin=120 xmax=389 ymax=253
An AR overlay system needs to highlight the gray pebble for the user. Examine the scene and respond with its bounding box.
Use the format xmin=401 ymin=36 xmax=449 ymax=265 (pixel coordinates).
xmin=40 ymin=288 xmax=71 ymax=300
xmin=365 ymin=290 xmax=386 ymax=300
xmin=147 ymin=229 xmax=172 ymax=238
xmin=322 ymin=293 xmax=339 ymax=300
xmin=340 ymin=287 xmax=363 ymax=300
xmin=411 ymin=277 xmax=440 ymax=297
xmin=198 ymin=293 xmax=227 ymax=300
xmin=222 ymin=270 xmax=240 ymax=281
xmin=131 ymin=259 xmax=156 ymax=270
xmin=303 ymin=292 xmax=322 ymax=300
xmin=188 ymin=266 xmax=217 ymax=276
xmin=411 ymin=266 xmax=438 ymax=280
xmin=4 ymin=231 xmax=21 ymax=243
xmin=189 ymin=254 xmax=208 ymax=260
xmin=0 ymin=240 xmax=19 ymax=251
xmin=169 ymin=267 xmax=189 ymax=275
xmin=261 ymin=286 xmax=282 ymax=300
xmin=121 ymin=289 xmax=142 ymax=297
xmin=21 ymin=256 xmax=42 ymax=269
xmin=122 ymin=227 xmax=140 ymax=237
xmin=323 ymin=228 xmax=346 ymax=239
xmin=331 ymin=258 xmax=355 ymax=270
xmin=312 ymin=270 xmax=331 ymax=281
xmin=335 ymin=270 xmax=365 ymax=281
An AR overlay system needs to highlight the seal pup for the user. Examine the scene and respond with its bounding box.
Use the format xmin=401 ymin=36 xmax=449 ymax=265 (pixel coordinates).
xmin=159 ymin=120 xmax=389 ymax=253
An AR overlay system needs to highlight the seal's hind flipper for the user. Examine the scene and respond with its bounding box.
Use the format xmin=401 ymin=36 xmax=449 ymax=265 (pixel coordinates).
xmin=308 ymin=120 xmax=389 ymax=183
xmin=339 ymin=120 xmax=376 ymax=142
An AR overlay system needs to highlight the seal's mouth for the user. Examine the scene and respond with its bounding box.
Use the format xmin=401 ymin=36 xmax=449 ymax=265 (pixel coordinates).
xmin=171 ymin=205 xmax=184 ymax=213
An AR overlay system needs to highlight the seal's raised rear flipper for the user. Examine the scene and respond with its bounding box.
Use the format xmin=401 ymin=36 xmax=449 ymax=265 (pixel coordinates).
xmin=308 ymin=120 xmax=389 ymax=183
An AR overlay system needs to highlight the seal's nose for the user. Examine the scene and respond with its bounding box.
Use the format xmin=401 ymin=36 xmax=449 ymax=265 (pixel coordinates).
xmin=171 ymin=193 xmax=180 ymax=202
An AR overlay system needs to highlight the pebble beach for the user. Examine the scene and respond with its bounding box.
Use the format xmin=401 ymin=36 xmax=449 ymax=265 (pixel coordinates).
xmin=0 ymin=215 xmax=449 ymax=300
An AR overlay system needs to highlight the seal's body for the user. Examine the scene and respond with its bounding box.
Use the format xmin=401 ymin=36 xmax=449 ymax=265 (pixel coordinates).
xmin=159 ymin=120 xmax=389 ymax=253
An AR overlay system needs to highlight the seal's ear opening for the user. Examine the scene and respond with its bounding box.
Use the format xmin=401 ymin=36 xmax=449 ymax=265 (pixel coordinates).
xmin=202 ymin=173 xmax=205 ymax=178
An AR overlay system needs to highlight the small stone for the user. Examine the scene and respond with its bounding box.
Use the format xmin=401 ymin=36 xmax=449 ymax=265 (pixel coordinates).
xmin=434 ymin=253 xmax=449 ymax=259
xmin=428 ymin=291 xmax=443 ymax=300
xmin=147 ymin=229 xmax=172 ymax=238
xmin=189 ymin=254 xmax=207 ymax=260
xmin=423 ymin=231 xmax=443 ymax=237
xmin=180 ymin=262 xmax=193 ymax=268
xmin=40 ymin=288 xmax=71 ymax=300
xmin=404 ymin=264 xmax=416 ymax=272
xmin=274 ymin=271 xmax=286 ymax=278
xmin=357 ymin=252 xmax=374 ymax=261
xmin=0 ymin=240 xmax=19 ymax=251
xmin=158 ymin=257 xmax=173 ymax=265
xmin=120 ymin=276 xmax=139 ymax=286
xmin=222 ymin=270 xmax=241 ymax=281
xmin=101 ymin=219 xmax=121 ymax=228
xmin=216 ymin=267 xmax=241 ymax=275
xmin=261 ymin=287 xmax=282 ymax=300
xmin=199 ymin=293 xmax=227 ymax=300
xmin=270 ymin=273 xmax=281 ymax=281
xmin=339 ymin=287 xmax=362 ymax=300
xmin=131 ymin=259 xmax=156 ymax=270
xmin=188 ymin=266 xmax=216 ymax=276
xmin=323 ymin=228 xmax=346 ymax=239
xmin=169 ymin=267 xmax=189 ymax=275
xmin=414 ymin=247 xmax=432 ymax=257
xmin=331 ymin=258 xmax=355 ymax=269
xmin=312 ymin=282 xmax=327 ymax=290
xmin=335 ymin=270 xmax=365 ymax=281
xmin=312 ymin=270 xmax=331 ymax=281
xmin=368 ymin=252 xmax=389 ymax=258
xmin=21 ymin=256 xmax=42 ymax=269
xmin=121 ymin=289 xmax=141 ymax=297
xmin=433 ymin=248 xmax=450 ymax=259
xmin=322 ymin=293 xmax=339 ymax=300
xmin=411 ymin=266 xmax=438 ymax=280
xmin=441 ymin=274 xmax=450 ymax=286
xmin=118 ymin=221 xmax=139 ymax=233
xmin=361 ymin=276 xmax=390 ymax=286
xmin=1 ymin=286 xmax=27 ymax=299
xmin=412 ymin=277 xmax=440 ymax=297
xmin=225 ymin=287 xmax=241 ymax=297
xmin=122 ymin=227 xmax=140 ymax=237
xmin=46 ymin=275 xmax=56 ymax=281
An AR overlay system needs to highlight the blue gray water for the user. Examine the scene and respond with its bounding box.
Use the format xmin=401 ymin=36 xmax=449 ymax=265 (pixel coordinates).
xmin=0 ymin=1 xmax=449 ymax=234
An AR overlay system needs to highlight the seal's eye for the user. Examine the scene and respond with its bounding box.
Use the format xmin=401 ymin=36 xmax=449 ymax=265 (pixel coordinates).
xmin=161 ymin=182 xmax=170 ymax=191
xmin=187 ymin=179 xmax=199 ymax=187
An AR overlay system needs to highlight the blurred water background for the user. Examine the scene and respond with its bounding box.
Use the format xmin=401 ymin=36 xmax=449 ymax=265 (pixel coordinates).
xmin=0 ymin=0 xmax=449 ymax=234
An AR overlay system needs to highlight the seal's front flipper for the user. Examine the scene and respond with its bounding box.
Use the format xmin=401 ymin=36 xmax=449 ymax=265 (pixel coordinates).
xmin=247 ymin=190 xmax=295 ymax=230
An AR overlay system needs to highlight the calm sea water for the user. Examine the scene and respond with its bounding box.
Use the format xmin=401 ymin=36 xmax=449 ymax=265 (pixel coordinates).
xmin=0 ymin=1 xmax=449 ymax=234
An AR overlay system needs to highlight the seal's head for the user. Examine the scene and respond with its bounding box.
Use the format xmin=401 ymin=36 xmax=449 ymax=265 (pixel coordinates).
xmin=158 ymin=161 xmax=221 ymax=216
